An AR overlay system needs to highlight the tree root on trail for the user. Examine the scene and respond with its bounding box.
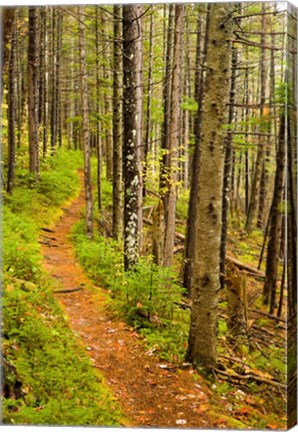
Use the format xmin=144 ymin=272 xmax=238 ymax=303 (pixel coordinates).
xmin=53 ymin=287 xmax=83 ymax=294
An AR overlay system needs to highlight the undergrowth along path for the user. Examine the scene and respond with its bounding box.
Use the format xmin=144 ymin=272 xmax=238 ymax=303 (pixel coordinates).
xmin=40 ymin=176 xmax=217 ymax=429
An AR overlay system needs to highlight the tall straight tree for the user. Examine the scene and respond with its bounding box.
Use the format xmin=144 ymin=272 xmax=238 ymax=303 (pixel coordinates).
xmin=27 ymin=6 xmax=39 ymax=179
xmin=183 ymin=4 xmax=210 ymax=294
xmin=263 ymin=113 xmax=285 ymax=311
xmin=187 ymin=3 xmax=234 ymax=368
xmin=6 ymin=9 xmax=16 ymax=193
xmin=163 ymin=4 xmax=184 ymax=267
xmin=122 ymin=5 xmax=143 ymax=270
xmin=245 ymin=5 xmax=267 ymax=233
xmin=112 ymin=5 xmax=123 ymax=240
xmin=78 ymin=6 xmax=93 ymax=238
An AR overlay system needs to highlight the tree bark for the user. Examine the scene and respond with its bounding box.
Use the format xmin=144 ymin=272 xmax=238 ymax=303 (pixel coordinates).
xmin=27 ymin=6 xmax=39 ymax=179
xmin=6 ymin=9 xmax=16 ymax=193
xmin=246 ymin=5 xmax=268 ymax=233
xmin=263 ymin=114 xmax=285 ymax=310
xmin=163 ymin=5 xmax=184 ymax=267
xmin=187 ymin=4 xmax=234 ymax=368
xmin=122 ymin=5 xmax=143 ymax=270
xmin=183 ymin=4 xmax=210 ymax=294
xmin=112 ymin=5 xmax=122 ymax=240
xmin=78 ymin=6 xmax=93 ymax=238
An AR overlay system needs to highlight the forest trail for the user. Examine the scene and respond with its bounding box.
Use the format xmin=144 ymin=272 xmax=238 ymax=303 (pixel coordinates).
xmin=40 ymin=175 xmax=217 ymax=429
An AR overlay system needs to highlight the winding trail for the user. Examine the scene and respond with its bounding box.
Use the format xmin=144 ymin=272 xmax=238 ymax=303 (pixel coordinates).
xmin=40 ymin=178 xmax=217 ymax=428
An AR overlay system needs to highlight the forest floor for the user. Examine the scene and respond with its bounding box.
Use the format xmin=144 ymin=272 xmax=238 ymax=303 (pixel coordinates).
xmin=40 ymin=175 xmax=221 ymax=428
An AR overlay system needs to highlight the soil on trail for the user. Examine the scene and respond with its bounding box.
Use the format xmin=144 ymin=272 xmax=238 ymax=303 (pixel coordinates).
xmin=40 ymin=181 xmax=217 ymax=428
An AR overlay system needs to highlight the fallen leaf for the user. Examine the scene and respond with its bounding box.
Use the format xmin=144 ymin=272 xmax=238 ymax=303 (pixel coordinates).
xmin=267 ymin=424 xmax=279 ymax=430
xmin=176 ymin=419 xmax=187 ymax=425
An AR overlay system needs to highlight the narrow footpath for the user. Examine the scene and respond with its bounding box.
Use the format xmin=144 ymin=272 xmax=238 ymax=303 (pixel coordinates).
xmin=40 ymin=180 xmax=218 ymax=428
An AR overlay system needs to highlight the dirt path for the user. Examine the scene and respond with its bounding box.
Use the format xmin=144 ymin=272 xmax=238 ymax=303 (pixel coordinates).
xmin=40 ymin=182 xmax=217 ymax=428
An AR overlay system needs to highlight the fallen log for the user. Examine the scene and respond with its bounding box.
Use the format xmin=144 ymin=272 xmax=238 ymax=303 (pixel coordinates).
xmin=248 ymin=308 xmax=286 ymax=323
xmin=226 ymin=255 xmax=265 ymax=278
xmin=144 ymin=218 xmax=265 ymax=277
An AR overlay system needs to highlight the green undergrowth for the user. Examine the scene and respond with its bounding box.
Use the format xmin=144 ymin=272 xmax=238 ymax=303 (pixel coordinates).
xmin=70 ymin=220 xmax=190 ymax=363
xmin=2 ymin=149 xmax=125 ymax=426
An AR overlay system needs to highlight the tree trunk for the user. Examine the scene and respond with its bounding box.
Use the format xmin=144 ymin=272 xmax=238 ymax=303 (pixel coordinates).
xmin=143 ymin=11 xmax=154 ymax=198
xmin=245 ymin=5 xmax=267 ymax=233
xmin=183 ymin=4 xmax=210 ymax=295
xmin=112 ymin=5 xmax=122 ymax=240
xmin=95 ymin=6 xmax=102 ymax=211
xmin=27 ymin=6 xmax=39 ymax=179
xmin=6 ymin=9 xmax=16 ymax=193
xmin=220 ymin=46 xmax=237 ymax=289
xmin=187 ymin=3 xmax=234 ymax=368
xmin=163 ymin=5 xmax=184 ymax=267
xmin=78 ymin=6 xmax=93 ymax=238
xmin=263 ymin=114 xmax=285 ymax=311
xmin=101 ymin=11 xmax=113 ymax=181
xmin=122 ymin=5 xmax=143 ymax=270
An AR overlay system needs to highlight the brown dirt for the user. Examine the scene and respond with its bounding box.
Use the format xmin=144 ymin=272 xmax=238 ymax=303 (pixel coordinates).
xmin=40 ymin=180 xmax=218 ymax=429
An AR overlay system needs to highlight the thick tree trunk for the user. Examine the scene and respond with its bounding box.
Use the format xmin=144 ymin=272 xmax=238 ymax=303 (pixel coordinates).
xmin=187 ymin=4 xmax=234 ymax=368
xmin=122 ymin=5 xmax=143 ymax=270
xmin=112 ymin=5 xmax=122 ymax=240
xmin=78 ymin=6 xmax=93 ymax=238
xmin=27 ymin=6 xmax=39 ymax=179
xmin=163 ymin=5 xmax=184 ymax=267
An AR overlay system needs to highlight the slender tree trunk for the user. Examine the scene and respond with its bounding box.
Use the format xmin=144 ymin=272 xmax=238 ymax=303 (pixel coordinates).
xmin=187 ymin=3 xmax=234 ymax=368
xmin=143 ymin=11 xmax=154 ymax=198
xmin=50 ymin=7 xmax=57 ymax=154
xmin=163 ymin=5 xmax=184 ymax=267
xmin=78 ymin=6 xmax=93 ymax=238
xmin=27 ymin=6 xmax=39 ymax=179
xmin=159 ymin=4 xmax=174 ymax=194
xmin=101 ymin=11 xmax=113 ymax=181
xmin=183 ymin=4 xmax=210 ymax=294
xmin=246 ymin=6 xmax=267 ymax=233
xmin=220 ymin=46 xmax=237 ymax=289
xmin=7 ymin=10 xmax=16 ymax=193
xmin=95 ymin=7 xmax=102 ymax=211
xmin=263 ymin=114 xmax=285 ymax=309
xmin=122 ymin=5 xmax=143 ymax=270
xmin=112 ymin=5 xmax=122 ymax=240
xmin=56 ymin=9 xmax=62 ymax=148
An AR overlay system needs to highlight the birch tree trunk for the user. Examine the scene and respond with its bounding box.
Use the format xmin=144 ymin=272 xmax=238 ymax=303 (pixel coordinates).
xmin=122 ymin=5 xmax=143 ymax=270
xmin=187 ymin=3 xmax=234 ymax=368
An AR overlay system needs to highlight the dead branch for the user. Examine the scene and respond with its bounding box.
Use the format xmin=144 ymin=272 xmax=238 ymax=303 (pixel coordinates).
xmin=248 ymin=308 xmax=286 ymax=323
xmin=213 ymin=368 xmax=286 ymax=389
